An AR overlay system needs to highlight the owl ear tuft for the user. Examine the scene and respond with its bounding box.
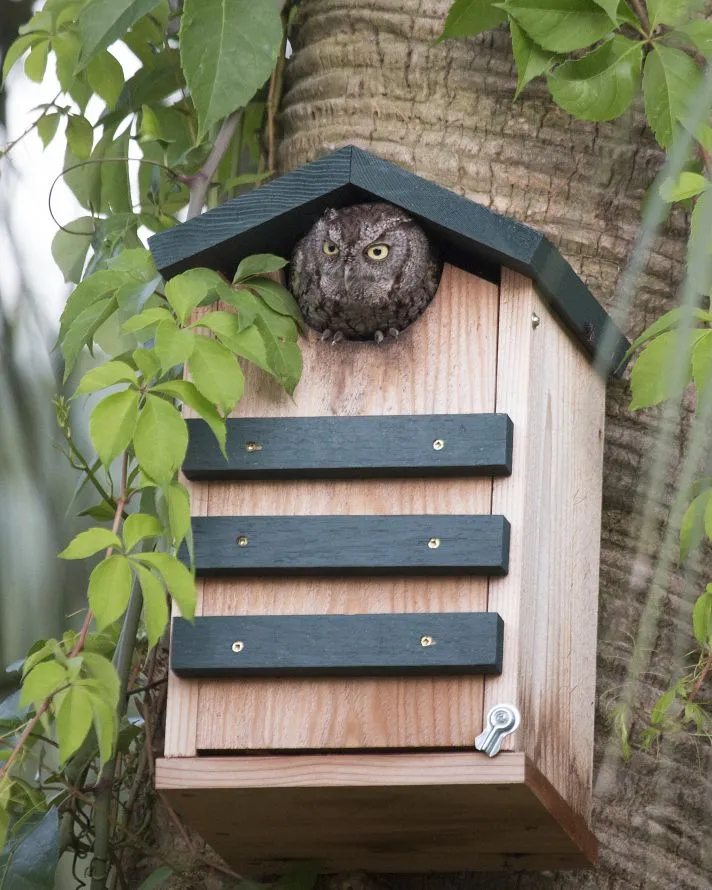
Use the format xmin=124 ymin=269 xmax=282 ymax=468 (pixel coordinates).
xmin=324 ymin=208 xmax=340 ymax=221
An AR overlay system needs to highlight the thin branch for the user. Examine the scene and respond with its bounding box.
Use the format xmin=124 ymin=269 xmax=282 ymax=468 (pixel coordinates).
xmin=266 ymin=21 xmax=288 ymax=175
xmin=628 ymin=0 xmax=650 ymax=34
xmin=0 ymin=92 xmax=63 ymax=158
xmin=186 ymin=111 xmax=241 ymax=218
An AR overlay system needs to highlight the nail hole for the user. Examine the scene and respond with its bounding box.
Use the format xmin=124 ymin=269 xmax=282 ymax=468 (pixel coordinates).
xmin=427 ymin=537 xmax=440 ymax=549
xmin=432 ymin=439 xmax=445 ymax=451
xmin=420 ymin=635 xmax=435 ymax=647
xmin=236 ymin=536 xmax=248 ymax=547
xmin=231 ymin=641 xmax=244 ymax=653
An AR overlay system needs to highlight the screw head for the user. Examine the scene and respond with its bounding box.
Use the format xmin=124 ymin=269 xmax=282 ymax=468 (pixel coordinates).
xmin=432 ymin=439 xmax=445 ymax=451
xmin=420 ymin=635 xmax=436 ymax=647
xmin=245 ymin=441 xmax=262 ymax=453
xmin=236 ymin=535 xmax=248 ymax=547
xmin=231 ymin=641 xmax=244 ymax=653
xmin=531 ymin=312 xmax=540 ymax=329
xmin=427 ymin=537 xmax=440 ymax=549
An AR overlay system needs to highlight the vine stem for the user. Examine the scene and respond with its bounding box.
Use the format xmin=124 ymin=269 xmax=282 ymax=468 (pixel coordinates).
xmin=689 ymin=652 xmax=712 ymax=702
xmin=628 ymin=0 xmax=651 ymax=34
xmin=186 ymin=111 xmax=241 ymax=218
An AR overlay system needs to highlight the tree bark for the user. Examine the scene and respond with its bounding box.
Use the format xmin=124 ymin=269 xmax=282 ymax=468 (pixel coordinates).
xmin=274 ymin=3 xmax=711 ymax=890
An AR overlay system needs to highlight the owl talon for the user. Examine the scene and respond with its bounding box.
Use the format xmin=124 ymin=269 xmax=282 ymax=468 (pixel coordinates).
xmin=320 ymin=329 xmax=333 ymax=342
xmin=331 ymin=331 xmax=344 ymax=346
xmin=388 ymin=328 xmax=400 ymax=340
xmin=374 ymin=330 xmax=385 ymax=344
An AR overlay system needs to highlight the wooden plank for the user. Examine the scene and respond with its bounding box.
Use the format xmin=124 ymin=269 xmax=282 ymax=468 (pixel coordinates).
xmin=188 ymin=514 xmax=510 ymax=576
xmin=183 ymin=413 xmax=514 ymax=481
xmin=171 ymin=612 xmax=504 ymax=678
xmin=155 ymin=752 xmax=596 ymax=872
xmin=148 ymin=145 xmax=629 ymax=373
xmin=195 ymin=265 xmax=499 ymax=751
xmin=487 ymin=270 xmax=605 ymax=821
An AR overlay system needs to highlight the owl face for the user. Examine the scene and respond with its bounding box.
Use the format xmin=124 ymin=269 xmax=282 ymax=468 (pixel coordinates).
xmin=289 ymin=201 xmax=441 ymax=341
xmin=308 ymin=203 xmax=426 ymax=306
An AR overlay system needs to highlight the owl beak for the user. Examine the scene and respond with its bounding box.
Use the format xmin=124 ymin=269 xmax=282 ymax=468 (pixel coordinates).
xmin=343 ymin=265 xmax=352 ymax=289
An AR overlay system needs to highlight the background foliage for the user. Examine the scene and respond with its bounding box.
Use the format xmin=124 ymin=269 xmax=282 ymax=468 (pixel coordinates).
xmin=0 ymin=0 xmax=710 ymax=886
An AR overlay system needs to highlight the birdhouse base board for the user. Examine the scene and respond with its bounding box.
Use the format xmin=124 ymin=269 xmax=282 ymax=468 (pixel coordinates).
xmin=155 ymin=751 xmax=596 ymax=873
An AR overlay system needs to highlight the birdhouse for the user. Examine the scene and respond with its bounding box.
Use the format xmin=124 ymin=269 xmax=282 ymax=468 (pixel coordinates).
xmin=149 ymin=146 xmax=628 ymax=874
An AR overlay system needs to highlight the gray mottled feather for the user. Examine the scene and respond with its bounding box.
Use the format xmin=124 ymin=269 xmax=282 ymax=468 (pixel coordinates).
xmin=289 ymin=202 xmax=442 ymax=341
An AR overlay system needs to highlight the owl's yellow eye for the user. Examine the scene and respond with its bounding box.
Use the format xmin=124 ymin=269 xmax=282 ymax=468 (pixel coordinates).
xmin=322 ymin=240 xmax=339 ymax=255
xmin=366 ymin=243 xmax=389 ymax=260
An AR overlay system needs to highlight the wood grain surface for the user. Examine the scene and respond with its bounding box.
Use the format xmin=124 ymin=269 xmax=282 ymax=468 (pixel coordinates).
xmin=171 ymin=612 xmax=504 ymax=678
xmin=190 ymin=264 xmax=500 ymax=751
xmin=155 ymin=751 xmax=596 ymax=872
xmin=486 ymin=269 xmax=605 ymax=820
xmin=182 ymin=413 xmax=513 ymax=480
xmin=186 ymin=514 xmax=510 ymax=576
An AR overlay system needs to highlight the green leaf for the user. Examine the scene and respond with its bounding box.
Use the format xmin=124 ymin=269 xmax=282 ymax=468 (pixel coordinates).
xmin=547 ymin=36 xmax=642 ymax=121
xmin=103 ymin=128 xmax=132 ymax=213
xmin=647 ymin=0 xmax=703 ymax=29
xmin=162 ymin=483 xmax=192 ymax=549
xmin=20 ymin=662 xmax=67 ymax=710
xmin=501 ymin=0 xmax=613 ymax=53
xmin=78 ymin=0 xmax=163 ymax=68
xmin=189 ymin=335 xmax=245 ymax=413
xmin=438 ymin=0 xmax=507 ymax=40
xmin=643 ymin=44 xmax=700 ymax=149
xmin=180 ymin=0 xmax=283 ymax=139
xmin=691 ymin=330 xmax=712 ymax=403
xmin=692 ymin=589 xmax=712 ymax=645
xmin=122 ymin=307 xmax=175 ymax=335
xmin=87 ymin=51 xmax=125 ymax=109
xmin=90 ymin=388 xmax=140 ymax=466
xmin=51 ymin=216 xmax=94 ymax=284
xmin=165 ymin=274 xmax=212 ymax=324
xmin=61 ymin=297 xmax=119 ymax=380
xmin=56 ymin=686 xmax=94 ymax=764
xmin=673 ymin=20 xmax=712 ymax=60
xmin=133 ymin=347 xmax=161 ymax=380
xmin=58 ymin=528 xmax=122 ymax=560
xmin=134 ymin=552 xmax=196 ymax=619
xmin=2 ymin=34 xmax=44 ymax=82
xmin=622 ymin=306 xmax=712 ymax=361
xmin=629 ymin=329 xmax=704 ymax=410
xmin=58 ymin=270 xmax=127 ymax=341
xmin=66 ymin=115 xmax=94 ymax=161
xmin=133 ymin=394 xmax=188 ymax=484
xmin=106 ymin=246 xmax=158 ymax=280
xmin=88 ymin=555 xmax=133 ymax=630
xmin=234 ymin=254 xmax=288 ymax=281
xmin=154 ymin=320 xmax=195 ymax=370
xmin=0 ymin=808 xmax=59 ymax=890
xmin=591 ymin=0 xmax=620 ymax=22
xmin=135 ymin=564 xmax=168 ymax=648
xmin=680 ymin=490 xmax=711 ymax=561
xmin=123 ymin=513 xmax=164 ymax=552
xmin=659 ymin=171 xmax=710 ymax=202
xmin=151 ymin=380 xmax=227 ymax=454
xmin=511 ymin=20 xmax=558 ymax=98
xmin=36 ymin=112 xmax=62 ymax=149
xmin=24 ymin=39 xmax=50 ymax=83
xmin=90 ymin=696 xmax=118 ymax=767
xmin=138 ymin=866 xmax=174 ymax=890
xmin=254 ymin=315 xmax=302 ymax=395
xmin=75 ymin=360 xmax=138 ymax=395
xmin=192 ymin=309 xmax=252 ymax=344
xmin=81 ymin=653 xmax=120 ymax=708
xmin=249 ymin=279 xmax=305 ymax=327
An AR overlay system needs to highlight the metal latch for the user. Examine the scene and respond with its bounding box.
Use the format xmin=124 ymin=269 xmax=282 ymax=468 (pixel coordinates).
xmin=474 ymin=704 xmax=521 ymax=757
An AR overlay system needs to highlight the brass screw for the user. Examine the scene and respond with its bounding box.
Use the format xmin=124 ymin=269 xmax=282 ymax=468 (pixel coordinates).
xmin=432 ymin=439 xmax=445 ymax=451
xmin=245 ymin=441 xmax=262 ymax=452
xmin=236 ymin=535 xmax=248 ymax=547
xmin=420 ymin=635 xmax=435 ymax=647
xmin=427 ymin=537 xmax=440 ymax=549
xmin=231 ymin=641 xmax=244 ymax=653
xmin=531 ymin=312 xmax=540 ymax=329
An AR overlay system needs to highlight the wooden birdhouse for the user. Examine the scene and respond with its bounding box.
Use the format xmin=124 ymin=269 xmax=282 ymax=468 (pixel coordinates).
xmin=149 ymin=146 xmax=628 ymax=874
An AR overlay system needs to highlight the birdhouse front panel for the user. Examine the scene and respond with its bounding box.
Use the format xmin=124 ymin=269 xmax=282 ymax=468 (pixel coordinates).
xmin=152 ymin=146 xmax=623 ymax=872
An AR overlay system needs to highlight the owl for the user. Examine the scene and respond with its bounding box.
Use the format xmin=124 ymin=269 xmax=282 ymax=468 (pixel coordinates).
xmin=289 ymin=202 xmax=442 ymax=343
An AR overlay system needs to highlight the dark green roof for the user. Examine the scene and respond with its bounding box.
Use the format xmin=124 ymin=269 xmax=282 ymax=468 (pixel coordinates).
xmin=149 ymin=145 xmax=628 ymax=375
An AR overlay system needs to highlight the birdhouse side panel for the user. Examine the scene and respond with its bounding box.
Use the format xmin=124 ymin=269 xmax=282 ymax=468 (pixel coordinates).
xmin=487 ymin=270 xmax=605 ymax=820
xmin=187 ymin=266 xmax=502 ymax=751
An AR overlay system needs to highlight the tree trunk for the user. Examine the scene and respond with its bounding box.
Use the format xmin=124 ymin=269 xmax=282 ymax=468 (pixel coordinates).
xmin=273 ymin=3 xmax=711 ymax=890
